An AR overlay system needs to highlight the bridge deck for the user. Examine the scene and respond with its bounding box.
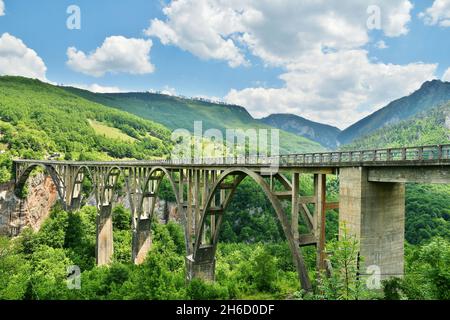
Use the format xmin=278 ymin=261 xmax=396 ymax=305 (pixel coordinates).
xmin=13 ymin=144 xmax=450 ymax=168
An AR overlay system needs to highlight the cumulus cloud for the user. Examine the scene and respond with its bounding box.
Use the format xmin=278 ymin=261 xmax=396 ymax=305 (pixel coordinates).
xmin=0 ymin=1 xmax=4 ymax=16
xmin=226 ymin=50 xmax=437 ymax=128
xmin=0 ymin=33 xmax=47 ymax=80
xmin=66 ymin=83 xmax=123 ymax=93
xmin=419 ymin=0 xmax=450 ymax=27
xmin=66 ymin=36 xmax=155 ymax=77
xmin=145 ymin=0 xmax=413 ymax=67
xmin=144 ymin=0 xmax=248 ymax=67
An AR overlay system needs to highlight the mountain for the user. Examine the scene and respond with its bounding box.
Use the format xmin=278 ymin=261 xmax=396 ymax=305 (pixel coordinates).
xmin=260 ymin=114 xmax=341 ymax=149
xmin=62 ymin=87 xmax=325 ymax=154
xmin=338 ymin=80 xmax=450 ymax=145
xmin=342 ymin=101 xmax=450 ymax=150
xmin=0 ymin=76 xmax=172 ymax=166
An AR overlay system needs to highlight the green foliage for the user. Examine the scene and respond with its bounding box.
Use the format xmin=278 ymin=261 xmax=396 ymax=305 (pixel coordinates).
xmin=0 ymin=236 xmax=32 ymax=299
xmin=113 ymin=230 xmax=132 ymax=264
xmin=381 ymin=238 xmax=450 ymax=300
xmin=0 ymin=76 xmax=173 ymax=179
xmin=28 ymin=245 xmax=73 ymax=300
xmin=214 ymin=243 xmax=299 ymax=299
xmin=37 ymin=207 xmax=69 ymax=248
xmin=186 ymin=278 xmax=229 ymax=300
xmin=65 ymin=207 xmax=97 ymax=270
xmin=405 ymin=184 xmax=450 ymax=244
xmin=112 ymin=205 xmax=131 ymax=231
xmin=316 ymin=227 xmax=375 ymax=300
xmin=251 ymin=246 xmax=278 ymax=292
xmin=0 ymin=152 xmax=12 ymax=183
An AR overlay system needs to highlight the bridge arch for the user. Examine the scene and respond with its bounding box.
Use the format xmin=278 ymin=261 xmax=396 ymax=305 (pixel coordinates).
xmin=138 ymin=166 xmax=180 ymax=211
xmin=69 ymin=165 xmax=93 ymax=210
xmin=95 ymin=166 xmax=124 ymax=265
xmin=98 ymin=166 xmax=123 ymax=207
xmin=15 ymin=163 xmax=65 ymax=202
xmin=190 ymin=168 xmax=311 ymax=291
xmin=132 ymin=166 xmax=181 ymax=264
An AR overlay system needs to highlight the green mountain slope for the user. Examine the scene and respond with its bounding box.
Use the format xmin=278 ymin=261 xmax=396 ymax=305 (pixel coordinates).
xmin=62 ymin=87 xmax=325 ymax=154
xmin=342 ymin=102 xmax=450 ymax=150
xmin=260 ymin=113 xmax=341 ymax=149
xmin=0 ymin=76 xmax=172 ymax=170
xmin=339 ymin=80 xmax=450 ymax=144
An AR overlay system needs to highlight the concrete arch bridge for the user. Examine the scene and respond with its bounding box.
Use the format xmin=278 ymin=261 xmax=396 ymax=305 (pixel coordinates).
xmin=13 ymin=144 xmax=450 ymax=292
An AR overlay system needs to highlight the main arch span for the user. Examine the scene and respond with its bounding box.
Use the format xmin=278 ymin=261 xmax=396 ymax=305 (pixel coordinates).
xmin=13 ymin=144 xmax=450 ymax=292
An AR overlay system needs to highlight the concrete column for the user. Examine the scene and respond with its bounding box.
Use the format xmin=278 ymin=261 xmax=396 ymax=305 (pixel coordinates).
xmin=339 ymin=167 xmax=405 ymax=279
xmin=132 ymin=218 xmax=152 ymax=264
xmin=96 ymin=205 xmax=114 ymax=265
xmin=186 ymin=246 xmax=215 ymax=282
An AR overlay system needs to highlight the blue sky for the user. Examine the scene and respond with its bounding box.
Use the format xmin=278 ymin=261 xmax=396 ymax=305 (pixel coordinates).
xmin=0 ymin=0 xmax=449 ymax=128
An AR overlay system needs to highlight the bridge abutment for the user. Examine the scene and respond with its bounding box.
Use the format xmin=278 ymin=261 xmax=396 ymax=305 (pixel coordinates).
xmin=339 ymin=167 xmax=405 ymax=280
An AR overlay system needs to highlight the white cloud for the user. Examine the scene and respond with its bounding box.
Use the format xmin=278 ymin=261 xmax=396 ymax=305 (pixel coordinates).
xmin=0 ymin=1 xmax=5 ymax=16
xmin=144 ymin=0 xmax=248 ymax=67
xmin=65 ymin=83 xmax=123 ymax=93
xmin=375 ymin=40 xmax=388 ymax=49
xmin=226 ymin=50 xmax=437 ymax=129
xmin=0 ymin=33 xmax=47 ymax=80
xmin=145 ymin=0 xmax=413 ymax=67
xmin=146 ymin=0 xmax=434 ymax=129
xmin=419 ymin=0 xmax=450 ymax=27
xmin=443 ymin=68 xmax=450 ymax=82
xmin=66 ymin=36 xmax=155 ymax=77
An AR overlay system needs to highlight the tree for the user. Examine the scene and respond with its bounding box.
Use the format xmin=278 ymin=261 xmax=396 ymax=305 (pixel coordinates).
xmin=251 ymin=246 xmax=278 ymax=292
xmin=316 ymin=226 xmax=375 ymax=300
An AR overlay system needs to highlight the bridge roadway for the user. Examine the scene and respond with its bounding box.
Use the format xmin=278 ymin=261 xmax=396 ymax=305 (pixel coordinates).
xmin=12 ymin=144 xmax=450 ymax=292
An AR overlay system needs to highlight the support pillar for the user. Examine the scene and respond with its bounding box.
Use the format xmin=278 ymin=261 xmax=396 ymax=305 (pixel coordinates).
xmin=186 ymin=246 xmax=215 ymax=282
xmin=132 ymin=218 xmax=152 ymax=264
xmin=314 ymin=174 xmax=327 ymax=271
xmin=339 ymin=167 xmax=405 ymax=279
xmin=96 ymin=205 xmax=114 ymax=265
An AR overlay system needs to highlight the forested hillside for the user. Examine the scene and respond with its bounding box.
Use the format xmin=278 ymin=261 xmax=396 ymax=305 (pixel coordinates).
xmin=342 ymin=102 xmax=450 ymax=150
xmin=62 ymin=86 xmax=325 ymax=154
xmin=0 ymin=76 xmax=173 ymax=182
xmin=339 ymin=80 xmax=450 ymax=144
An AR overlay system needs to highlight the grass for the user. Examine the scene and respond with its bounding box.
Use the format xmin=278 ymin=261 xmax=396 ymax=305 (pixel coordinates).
xmin=88 ymin=119 xmax=137 ymax=143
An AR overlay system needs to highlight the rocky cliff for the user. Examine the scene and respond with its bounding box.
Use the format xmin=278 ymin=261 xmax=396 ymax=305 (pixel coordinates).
xmin=0 ymin=174 xmax=58 ymax=237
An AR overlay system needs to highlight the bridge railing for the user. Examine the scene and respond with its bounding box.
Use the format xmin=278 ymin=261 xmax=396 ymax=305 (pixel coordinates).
xmin=13 ymin=144 xmax=450 ymax=167
xmin=168 ymin=144 xmax=450 ymax=166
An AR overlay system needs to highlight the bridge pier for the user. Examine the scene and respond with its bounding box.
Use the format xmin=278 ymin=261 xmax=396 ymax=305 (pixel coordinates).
xmin=186 ymin=246 xmax=216 ymax=282
xmin=132 ymin=218 xmax=152 ymax=264
xmin=96 ymin=204 xmax=114 ymax=265
xmin=339 ymin=167 xmax=405 ymax=280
